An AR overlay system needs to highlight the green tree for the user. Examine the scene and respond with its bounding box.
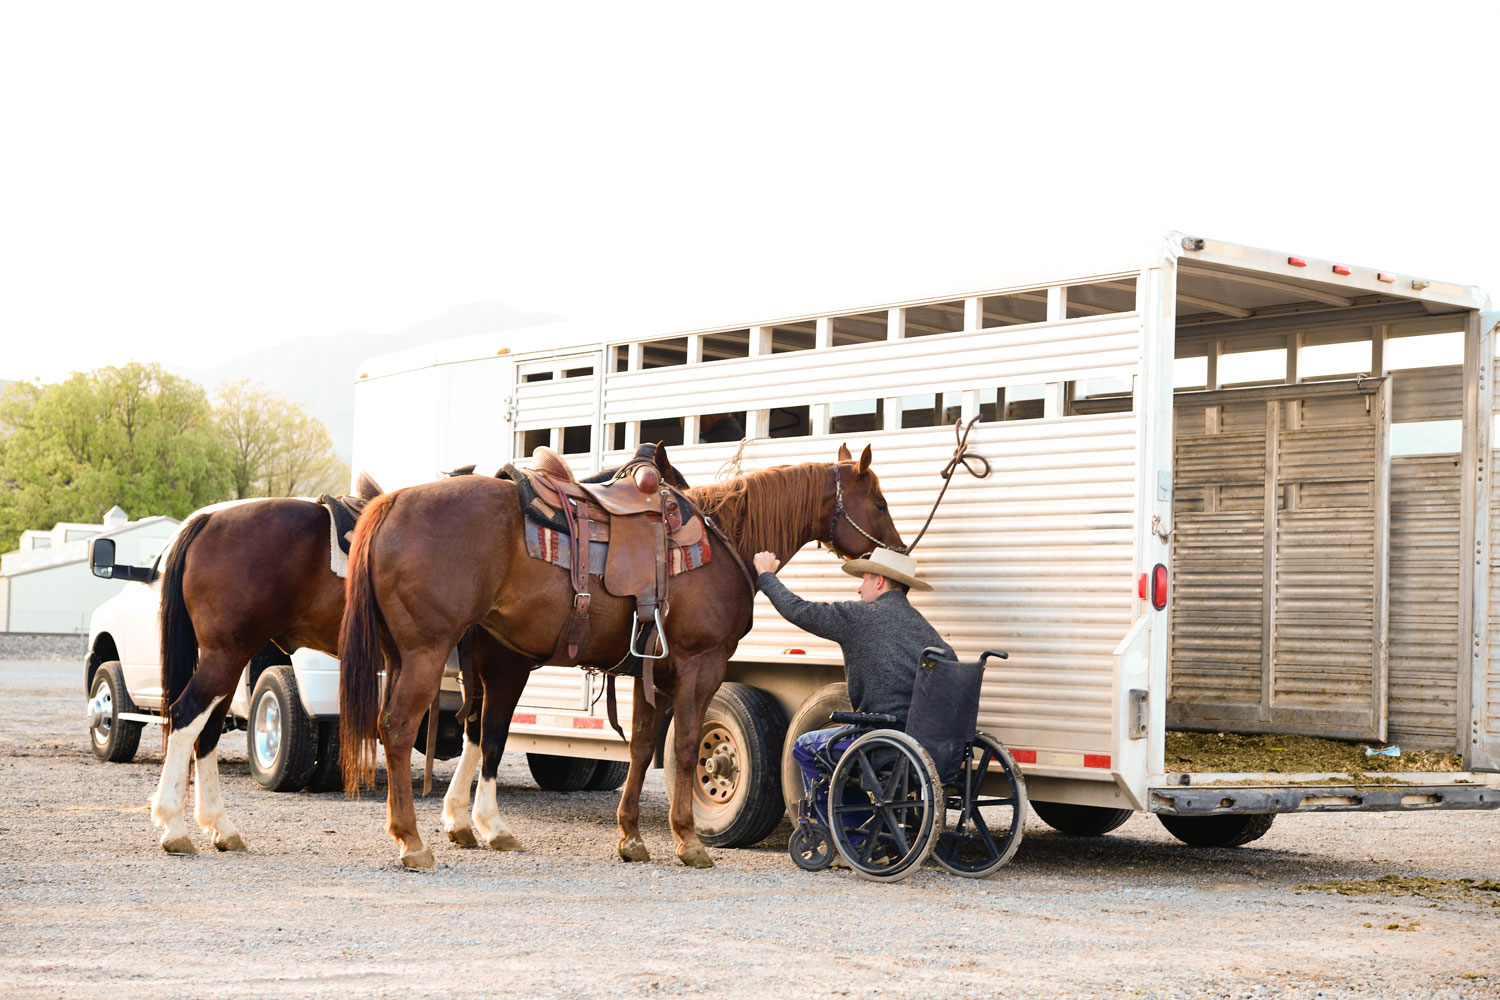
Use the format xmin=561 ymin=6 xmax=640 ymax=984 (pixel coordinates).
xmin=213 ymin=379 xmax=349 ymax=499
xmin=0 ymin=363 xmax=234 ymax=546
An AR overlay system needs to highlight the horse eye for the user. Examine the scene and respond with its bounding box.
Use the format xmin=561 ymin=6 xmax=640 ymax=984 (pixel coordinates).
xmin=875 ymin=502 xmax=888 ymax=513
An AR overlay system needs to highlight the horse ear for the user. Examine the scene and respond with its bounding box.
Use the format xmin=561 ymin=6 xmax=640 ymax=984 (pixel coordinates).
xmin=356 ymin=472 xmax=383 ymax=500
xmin=837 ymin=443 xmax=853 ymax=462
xmin=856 ymin=445 xmax=872 ymax=477
xmin=654 ymin=443 xmax=676 ymax=484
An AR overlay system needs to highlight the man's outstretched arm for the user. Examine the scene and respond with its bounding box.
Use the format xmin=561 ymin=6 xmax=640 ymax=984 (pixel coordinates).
xmin=754 ymin=552 xmax=856 ymax=642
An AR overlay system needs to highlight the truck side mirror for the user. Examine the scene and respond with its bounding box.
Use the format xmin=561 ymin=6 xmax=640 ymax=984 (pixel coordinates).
xmin=88 ymin=538 xmax=117 ymax=579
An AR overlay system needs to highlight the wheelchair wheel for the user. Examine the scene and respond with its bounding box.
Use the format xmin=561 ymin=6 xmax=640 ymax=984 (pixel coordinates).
xmin=827 ymin=730 xmax=942 ymax=883
xmin=788 ymin=821 xmax=834 ymax=872
xmin=933 ymin=731 xmax=1027 ymax=878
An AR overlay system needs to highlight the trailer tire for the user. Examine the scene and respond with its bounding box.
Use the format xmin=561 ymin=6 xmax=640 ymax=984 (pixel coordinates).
xmin=585 ymin=759 xmax=630 ymax=791
xmin=1031 ymin=801 xmax=1133 ymax=837
xmin=779 ymin=683 xmax=852 ymax=825
xmin=88 ymin=661 xmax=143 ymax=763
xmin=527 ymin=753 xmax=596 ymax=792
xmin=1158 ymin=812 xmax=1276 ymax=848
xmin=666 ymin=682 xmax=788 ymax=849
xmin=247 ymin=665 xmax=318 ymax=793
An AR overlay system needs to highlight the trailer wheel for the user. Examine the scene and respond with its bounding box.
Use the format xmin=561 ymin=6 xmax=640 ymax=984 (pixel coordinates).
xmin=585 ymin=759 xmax=630 ymax=791
xmin=527 ymin=753 xmax=596 ymax=792
xmin=304 ymin=721 xmax=343 ymax=793
xmin=779 ymin=683 xmax=851 ymax=824
xmin=87 ymin=661 xmax=143 ymax=763
xmin=247 ymin=665 xmax=318 ymax=792
xmin=665 ymin=682 xmax=788 ymax=848
xmin=1031 ymin=801 xmax=1133 ymax=837
xmin=1158 ymin=812 xmax=1276 ymax=848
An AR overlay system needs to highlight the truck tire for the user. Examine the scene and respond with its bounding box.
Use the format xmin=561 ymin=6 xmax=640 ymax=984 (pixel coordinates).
xmin=304 ymin=720 xmax=343 ymax=793
xmin=1158 ymin=812 xmax=1276 ymax=848
xmin=779 ymin=682 xmax=851 ymax=824
xmin=585 ymin=759 xmax=630 ymax=791
xmin=88 ymin=661 xmax=143 ymax=763
xmin=665 ymin=682 xmax=788 ymax=848
xmin=247 ymin=665 xmax=318 ymax=792
xmin=1031 ymin=801 xmax=1133 ymax=837
xmin=528 ymin=753 xmax=596 ymax=792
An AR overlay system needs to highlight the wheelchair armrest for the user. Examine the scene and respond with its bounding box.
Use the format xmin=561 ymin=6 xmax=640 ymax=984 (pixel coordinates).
xmin=829 ymin=711 xmax=900 ymax=727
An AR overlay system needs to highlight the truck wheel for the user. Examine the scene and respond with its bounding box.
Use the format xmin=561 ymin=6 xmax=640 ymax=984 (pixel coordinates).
xmin=247 ymin=665 xmax=317 ymax=792
xmin=1158 ymin=812 xmax=1276 ymax=848
xmin=585 ymin=759 xmax=630 ymax=791
xmin=779 ymin=683 xmax=851 ymax=825
xmin=304 ymin=720 xmax=343 ymax=793
xmin=1031 ymin=801 xmax=1133 ymax=837
xmin=527 ymin=753 xmax=596 ymax=792
xmin=88 ymin=661 xmax=143 ymax=763
xmin=666 ymin=682 xmax=788 ymax=849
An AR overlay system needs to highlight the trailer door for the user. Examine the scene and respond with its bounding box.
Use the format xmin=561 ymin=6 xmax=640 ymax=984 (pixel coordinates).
xmin=1170 ymin=379 xmax=1390 ymax=741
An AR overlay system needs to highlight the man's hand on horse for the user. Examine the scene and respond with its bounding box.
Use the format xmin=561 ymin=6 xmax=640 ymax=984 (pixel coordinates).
xmin=753 ymin=552 xmax=781 ymax=575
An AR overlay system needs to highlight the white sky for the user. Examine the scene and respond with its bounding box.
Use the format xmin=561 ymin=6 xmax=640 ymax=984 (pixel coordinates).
xmin=3 ymin=3 xmax=1497 ymax=384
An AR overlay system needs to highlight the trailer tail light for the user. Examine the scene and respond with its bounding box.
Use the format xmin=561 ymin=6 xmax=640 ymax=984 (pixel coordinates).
xmin=1151 ymin=563 xmax=1168 ymax=610
xmin=1288 ymin=257 xmax=1307 ymax=267
xmin=1332 ymin=264 xmax=1352 ymax=275
xmin=1377 ymin=273 xmax=1396 ymax=283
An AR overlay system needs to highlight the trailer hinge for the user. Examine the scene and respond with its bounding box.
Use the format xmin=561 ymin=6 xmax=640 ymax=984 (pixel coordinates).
xmin=1128 ymin=689 xmax=1149 ymax=739
xmin=504 ymin=396 xmax=517 ymax=423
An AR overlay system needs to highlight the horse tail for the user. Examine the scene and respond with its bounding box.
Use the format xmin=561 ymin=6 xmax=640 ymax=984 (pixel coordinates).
xmin=339 ymin=490 xmax=397 ymax=793
xmin=158 ymin=513 xmax=212 ymax=736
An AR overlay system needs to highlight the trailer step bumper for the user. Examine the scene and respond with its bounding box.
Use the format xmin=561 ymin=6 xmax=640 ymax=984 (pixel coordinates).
xmin=1149 ymin=783 xmax=1500 ymax=816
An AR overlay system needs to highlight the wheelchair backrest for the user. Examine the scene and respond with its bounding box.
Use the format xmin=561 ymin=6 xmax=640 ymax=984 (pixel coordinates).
xmin=905 ymin=653 xmax=985 ymax=784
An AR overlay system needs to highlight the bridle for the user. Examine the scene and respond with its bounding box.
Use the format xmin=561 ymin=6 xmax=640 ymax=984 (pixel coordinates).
xmin=824 ymin=463 xmax=902 ymax=556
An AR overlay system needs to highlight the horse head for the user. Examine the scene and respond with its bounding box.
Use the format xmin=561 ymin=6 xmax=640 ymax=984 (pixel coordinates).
xmin=828 ymin=443 xmax=905 ymax=558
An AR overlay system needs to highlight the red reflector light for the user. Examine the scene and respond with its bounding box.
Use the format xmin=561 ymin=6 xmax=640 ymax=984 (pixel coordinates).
xmin=1332 ymin=264 xmax=1352 ymax=275
xmin=1377 ymin=272 xmax=1396 ymax=283
xmin=1011 ymin=749 xmax=1037 ymax=764
xmin=574 ymin=717 xmax=603 ymax=729
xmin=1084 ymin=754 xmax=1112 ymax=769
xmin=783 ymin=648 xmax=806 ymax=655
xmin=512 ymin=713 xmax=537 ymax=725
xmin=1151 ymin=563 xmax=1168 ymax=611
xmin=1288 ymin=257 xmax=1307 ymax=267
xmin=1137 ymin=573 xmax=1148 ymax=599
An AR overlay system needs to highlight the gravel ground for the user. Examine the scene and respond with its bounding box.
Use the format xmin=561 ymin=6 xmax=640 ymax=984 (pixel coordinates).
xmin=3 ymin=659 xmax=1498 ymax=1000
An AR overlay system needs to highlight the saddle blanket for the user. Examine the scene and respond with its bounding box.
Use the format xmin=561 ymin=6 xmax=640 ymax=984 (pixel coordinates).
xmin=523 ymin=519 xmax=710 ymax=577
xmin=318 ymin=493 xmax=366 ymax=579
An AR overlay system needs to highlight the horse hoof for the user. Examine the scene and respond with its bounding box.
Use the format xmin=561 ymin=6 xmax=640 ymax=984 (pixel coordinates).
xmin=678 ymin=844 xmax=715 ymax=869
xmin=161 ymin=835 xmax=197 ymax=856
xmin=486 ymin=832 xmax=523 ymax=852
xmin=213 ymin=832 xmax=247 ymax=852
xmin=447 ymin=826 xmax=479 ymax=848
xmin=618 ymin=838 xmax=650 ymax=863
xmin=400 ymin=848 xmax=436 ymax=871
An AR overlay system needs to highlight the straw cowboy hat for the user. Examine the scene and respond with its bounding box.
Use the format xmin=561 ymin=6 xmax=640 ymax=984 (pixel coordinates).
xmin=841 ymin=548 xmax=933 ymax=591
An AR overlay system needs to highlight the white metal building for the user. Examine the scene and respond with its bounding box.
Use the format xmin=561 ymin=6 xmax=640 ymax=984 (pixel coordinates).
xmin=0 ymin=509 xmax=179 ymax=633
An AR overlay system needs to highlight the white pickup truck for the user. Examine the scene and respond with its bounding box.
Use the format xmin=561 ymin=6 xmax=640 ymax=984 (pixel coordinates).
xmin=82 ymin=511 xmax=625 ymax=795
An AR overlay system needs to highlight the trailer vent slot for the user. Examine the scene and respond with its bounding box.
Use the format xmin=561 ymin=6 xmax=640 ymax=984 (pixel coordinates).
xmin=1300 ymin=795 xmax=1362 ymax=808
xmin=1399 ymin=794 xmax=1441 ymax=807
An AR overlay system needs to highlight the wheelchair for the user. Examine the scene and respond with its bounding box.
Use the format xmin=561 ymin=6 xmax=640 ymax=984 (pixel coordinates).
xmin=787 ymin=647 xmax=1028 ymax=882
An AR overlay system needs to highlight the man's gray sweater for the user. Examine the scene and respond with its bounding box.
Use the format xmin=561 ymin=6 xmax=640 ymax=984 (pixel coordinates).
xmin=757 ymin=572 xmax=955 ymax=725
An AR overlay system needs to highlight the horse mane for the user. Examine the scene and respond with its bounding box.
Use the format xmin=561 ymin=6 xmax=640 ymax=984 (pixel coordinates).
xmin=688 ymin=463 xmax=828 ymax=565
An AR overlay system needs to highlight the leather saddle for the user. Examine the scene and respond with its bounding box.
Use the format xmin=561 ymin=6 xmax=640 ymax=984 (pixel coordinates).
xmin=517 ymin=447 xmax=701 ymax=678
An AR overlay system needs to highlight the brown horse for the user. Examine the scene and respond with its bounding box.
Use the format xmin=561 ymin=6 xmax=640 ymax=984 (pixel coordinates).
xmin=339 ymin=444 xmax=905 ymax=870
xmin=149 ymin=476 xmax=389 ymax=854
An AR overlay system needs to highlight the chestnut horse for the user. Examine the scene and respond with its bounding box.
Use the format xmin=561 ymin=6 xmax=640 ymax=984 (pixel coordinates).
xmin=339 ymin=444 xmax=905 ymax=870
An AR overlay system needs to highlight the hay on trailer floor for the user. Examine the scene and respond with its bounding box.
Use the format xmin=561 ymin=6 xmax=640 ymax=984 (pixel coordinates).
xmin=1164 ymin=730 xmax=1464 ymax=775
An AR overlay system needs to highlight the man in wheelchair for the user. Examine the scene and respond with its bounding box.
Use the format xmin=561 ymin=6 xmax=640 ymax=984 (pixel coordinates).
xmin=752 ymin=547 xmax=1027 ymax=881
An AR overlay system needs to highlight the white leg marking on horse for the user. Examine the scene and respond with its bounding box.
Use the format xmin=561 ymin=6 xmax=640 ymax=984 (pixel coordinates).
xmin=472 ymin=775 xmax=521 ymax=851
xmin=442 ymin=736 xmax=480 ymax=846
xmin=149 ymin=696 xmax=224 ymax=854
xmin=193 ymin=749 xmax=246 ymax=851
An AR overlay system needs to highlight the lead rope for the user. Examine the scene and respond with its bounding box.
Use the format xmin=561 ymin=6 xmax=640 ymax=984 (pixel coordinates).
xmin=904 ymin=417 xmax=991 ymax=554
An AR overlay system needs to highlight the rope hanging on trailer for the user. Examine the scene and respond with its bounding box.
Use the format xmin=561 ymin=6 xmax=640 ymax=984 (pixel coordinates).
xmin=904 ymin=417 xmax=990 ymax=554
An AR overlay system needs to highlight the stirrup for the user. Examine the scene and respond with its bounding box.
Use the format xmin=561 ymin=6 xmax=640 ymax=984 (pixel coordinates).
xmin=629 ymin=606 xmax=669 ymax=660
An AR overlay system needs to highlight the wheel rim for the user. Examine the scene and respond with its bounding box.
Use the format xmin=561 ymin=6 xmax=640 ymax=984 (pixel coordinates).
xmin=935 ymin=739 xmax=1023 ymax=875
xmin=90 ymin=685 xmax=113 ymax=745
xmin=253 ymin=689 xmax=283 ymax=770
xmin=829 ymin=738 xmax=933 ymax=874
xmin=692 ymin=723 xmax=741 ymax=814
